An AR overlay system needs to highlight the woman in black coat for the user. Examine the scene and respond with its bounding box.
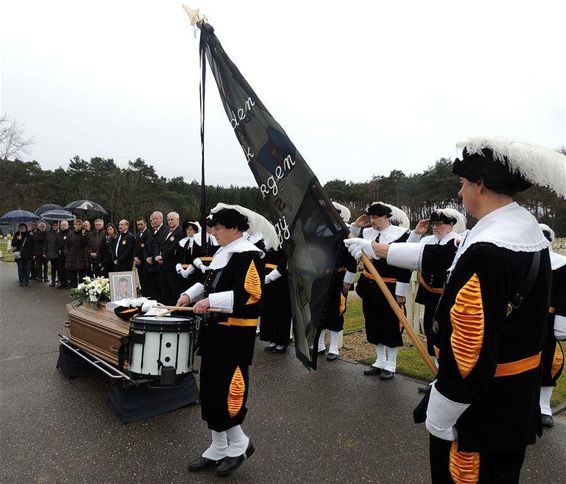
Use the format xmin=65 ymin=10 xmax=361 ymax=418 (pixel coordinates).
xmin=12 ymin=223 xmax=34 ymax=286
xmin=96 ymin=223 xmax=117 ymax=277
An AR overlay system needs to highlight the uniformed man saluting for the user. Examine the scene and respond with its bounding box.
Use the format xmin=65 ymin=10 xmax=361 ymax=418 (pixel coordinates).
xmin=346 ymin=137 xmax=566 ymax=483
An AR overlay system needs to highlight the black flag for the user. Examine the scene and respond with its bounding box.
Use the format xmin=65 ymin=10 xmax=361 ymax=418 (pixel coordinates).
xmin=198 ymin=23 xmax=347 ymax=369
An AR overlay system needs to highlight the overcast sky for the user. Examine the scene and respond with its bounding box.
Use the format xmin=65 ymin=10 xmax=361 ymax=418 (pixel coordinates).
xmin=1 ymin=0 xmax=565 ymax=187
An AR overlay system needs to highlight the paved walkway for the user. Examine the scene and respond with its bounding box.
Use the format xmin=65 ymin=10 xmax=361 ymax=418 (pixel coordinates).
xmin=1 ymin=261 xmax=565 ymax=483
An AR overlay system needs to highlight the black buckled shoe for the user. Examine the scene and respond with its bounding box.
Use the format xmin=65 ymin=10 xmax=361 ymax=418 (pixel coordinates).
xmin=216 ymin=441 xmax=255 ymax=477
xmin=380 ymin=369 xmax=395 ymax=380
xmin=363 ymin=366 xmax=382 ymax=376
xmin=273 ymin=346 xmax=287 ymax=354
xmin=188 ymin=456 xmax=222 ymax=472
xmin=326 ymin=352 xmax=339 ymax=361
xmin=541 ymin=414 xmax=554 ymax=428
xmin=418 ymin=384 xmax=432 ymax=393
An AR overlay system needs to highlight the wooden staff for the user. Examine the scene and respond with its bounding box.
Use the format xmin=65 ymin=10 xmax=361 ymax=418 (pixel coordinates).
xmin=356 ymin=242 xmax=438 ymax=376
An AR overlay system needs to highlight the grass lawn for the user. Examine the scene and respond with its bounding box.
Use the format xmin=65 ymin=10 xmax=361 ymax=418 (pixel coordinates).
xmin=348 ymin=296 xmax=566 ymax=408
xmin=0 ymin=239 xmax=15 ymax=262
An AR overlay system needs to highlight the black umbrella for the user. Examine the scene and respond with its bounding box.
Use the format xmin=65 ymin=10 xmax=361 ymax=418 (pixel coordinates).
xmin=41 ymin=209 xmax=76 ymax=221
xmin=0 ymin=209 xmax=40 ymax=223
xmin=64 ymin=200 xmax=108 ymax=216
xmin=35 ymin=204 xmax=63 ymax=216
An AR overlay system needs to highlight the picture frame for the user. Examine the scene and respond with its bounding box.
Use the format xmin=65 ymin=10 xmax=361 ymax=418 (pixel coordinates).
xmin=109 ymin=271 xmax=136 ymax=302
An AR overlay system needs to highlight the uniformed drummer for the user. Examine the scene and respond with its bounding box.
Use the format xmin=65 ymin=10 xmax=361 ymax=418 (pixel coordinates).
xmin=177 ymin=206 xmax=265 ymax=477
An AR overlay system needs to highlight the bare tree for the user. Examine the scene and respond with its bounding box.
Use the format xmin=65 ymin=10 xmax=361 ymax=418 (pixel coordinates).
xmin=0 ymin=114 xmax=34 ymax=160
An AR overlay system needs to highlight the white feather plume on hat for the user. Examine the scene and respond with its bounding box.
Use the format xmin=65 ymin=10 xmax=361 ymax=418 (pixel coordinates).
xmin=210 ymin=203 xmax=280 ymax=250
xmin=332 ymin=202 xmax=351 ymax=223
xmin=370 ymin=202 xmax=410 ymax=228
xmin=457 ymin=137 xmax=566 ymax=197
xmin=435 ymin=208 xmax=467 ymax=234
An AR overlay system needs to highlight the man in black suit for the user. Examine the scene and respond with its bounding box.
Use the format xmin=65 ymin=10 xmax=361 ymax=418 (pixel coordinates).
xmin=144 ymin=211 xmax=167 ymax=301
xmin=113 ymin=219 xmax=135 ymax=272
xmin=156 ymin=211 xmax=183 ymax=305
xmin=134 ymin=217 xmax=150 ymax=296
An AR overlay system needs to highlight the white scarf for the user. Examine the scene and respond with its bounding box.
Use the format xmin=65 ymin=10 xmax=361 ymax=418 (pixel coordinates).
xmin=208 ymin=236 xmax=264 ymax=270
xmin=449 ymin=202 xmax=549 ymax=272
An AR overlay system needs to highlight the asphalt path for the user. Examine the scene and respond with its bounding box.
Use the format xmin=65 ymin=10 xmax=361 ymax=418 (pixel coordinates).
xmin=1 ymin=261 xmax=565 ymax=483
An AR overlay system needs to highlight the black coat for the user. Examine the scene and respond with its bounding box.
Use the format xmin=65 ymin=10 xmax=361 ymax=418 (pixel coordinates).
xmin=33 ymin=230 xmax=47 ymax=257
xmin=156 ymin=226 xmax=183 ymax=271
xmin=56 ymin=229 xmax=70 ymax=257
xmin=134 ymin=228 xmax=150 ymax=267
xmin=144 ymin=225 xmax=167 ymax=273
xmin=12 ymin=231 xmax=34 ymax=260
xmin=64 ymin=230 xmax=88 ymax=270
xmin=113 ymin=231 xmax=135 ymax=271
xmin=97 ymin=236 xmax=116 ymax=275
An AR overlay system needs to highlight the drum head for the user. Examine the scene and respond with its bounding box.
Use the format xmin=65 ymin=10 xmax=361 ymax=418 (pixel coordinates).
xmin=131 ymin=315 xmax=195 ymax=331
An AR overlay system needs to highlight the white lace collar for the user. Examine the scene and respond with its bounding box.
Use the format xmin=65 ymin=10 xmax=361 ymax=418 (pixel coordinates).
xmin=362 ymin=224 xmax=408 ymax=244
xmin=421 ymin=231 xmax=459 ymax=246
xmin=449 ymin=202 xmax=549 ymax=272
xmin=209 ymin=235 xmax=264 ymax=270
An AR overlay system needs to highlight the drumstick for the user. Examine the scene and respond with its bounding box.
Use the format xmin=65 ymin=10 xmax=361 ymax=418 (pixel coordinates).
xmin=158 ymin=305 xmax=231 ymax=314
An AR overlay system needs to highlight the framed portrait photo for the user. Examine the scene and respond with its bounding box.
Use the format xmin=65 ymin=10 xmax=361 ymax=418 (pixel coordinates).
xmin=109 ymin=271 xmax=136 ymax=302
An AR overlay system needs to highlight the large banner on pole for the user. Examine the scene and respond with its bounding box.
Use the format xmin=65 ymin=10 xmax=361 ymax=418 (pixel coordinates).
xmin=198 ymin=23 xmax=348 ymax=369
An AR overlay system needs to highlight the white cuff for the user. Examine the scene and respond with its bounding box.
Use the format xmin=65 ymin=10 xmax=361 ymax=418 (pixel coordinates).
xmin=208 ymin=291 xmax=234 ymax=311
xmin=407 ymin=230 xmax=423 ymax=243
xmin=343 ymin=271 xmax=356 ymax=285
xmin=184 ymin=283 xmax=204 ymax=303
xmin=395 ymin=282 xmax=409 ymax=298
xmin=349 ymin=225 xmax=362 ymax=237
xmin=175 ymin=263 xmax=183 ymax=273
xmin=387 ymin=243 xmax=424 ymax=271
xmin=425 ymin=383 xmax=469 ymax=441
xmin=267 ymin=269 xmax=282 ymax=282
xmin=555 ymin=314 xmax=566 ymax=340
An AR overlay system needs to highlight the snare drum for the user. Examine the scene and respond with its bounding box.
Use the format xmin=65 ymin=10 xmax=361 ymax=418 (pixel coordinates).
xmin=128 ymin=315 xmax=196 ymax=383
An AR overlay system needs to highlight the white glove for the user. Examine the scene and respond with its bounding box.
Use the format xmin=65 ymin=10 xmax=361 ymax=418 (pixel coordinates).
xmin=193 ymin=258 xmax=207 ymax=274
xmin=175 ymin=263 xmax=183 ymax=274
xmin=555 ymin=315 xmax=566 ymax=340
xmin=180 ymin=265 xmax=195 ymax=279
xmin=343 ymin=238 xmax=376 ymax=260
xmin=141 ymin=300 xmax=159 ymax=312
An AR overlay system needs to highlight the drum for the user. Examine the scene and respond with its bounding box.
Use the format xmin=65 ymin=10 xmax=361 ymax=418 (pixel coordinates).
xmin=128 ymin=315 xmax=196 ymax=384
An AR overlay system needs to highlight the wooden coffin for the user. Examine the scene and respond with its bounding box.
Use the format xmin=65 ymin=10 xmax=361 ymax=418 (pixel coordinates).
xmin=65 ymin=302 xmax=130 ymax=367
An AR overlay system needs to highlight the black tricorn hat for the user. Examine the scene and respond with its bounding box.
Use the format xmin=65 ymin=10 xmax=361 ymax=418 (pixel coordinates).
xmin=430 ymin=210 xmax=457 ymax=225
xmin=366 ymin=202 xmax=392 ymax=217
xmin=452 ymin=147 xmax=531 ymax=196
xmin=207 ymin=208 xmax=249 ymax=232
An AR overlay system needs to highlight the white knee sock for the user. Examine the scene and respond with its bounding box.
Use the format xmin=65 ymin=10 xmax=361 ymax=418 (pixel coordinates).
xmin=540 ymin=386 xmax=553 ymax=416
xmin=384 ymin=346 xmax=398 ymax=372
xmin=329 ymin=330 xmax=340 ymax=354
xmin=374 ymin=344 xmax=386 ymax=368
xmin=202 ymin=430 xmax=228 ymax=460
xmin=225 ymin=425 xmax=250 ymax=457
xmin=318 ymin=330 xmax=326 ymax=352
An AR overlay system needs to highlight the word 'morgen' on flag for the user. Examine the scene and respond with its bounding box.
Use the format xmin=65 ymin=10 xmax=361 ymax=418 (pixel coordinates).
xmin=198 ymin=23 xmax=347 ymax=369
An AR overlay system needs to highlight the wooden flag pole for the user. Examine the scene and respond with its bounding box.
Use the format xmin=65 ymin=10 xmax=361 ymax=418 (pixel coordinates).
xmin=357 ymin=248 xmax=438 ymax=376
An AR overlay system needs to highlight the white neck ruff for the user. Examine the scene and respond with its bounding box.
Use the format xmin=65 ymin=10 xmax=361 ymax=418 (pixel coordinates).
xmin=209 ymin=236 xmax=264 ymax=269
xmin=449 ymin=202 xmax=549 ymax=272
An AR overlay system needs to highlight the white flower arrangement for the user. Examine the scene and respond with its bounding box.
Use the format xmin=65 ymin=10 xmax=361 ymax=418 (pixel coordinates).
xmin=70 ymin=276 xmax=110 ymax=306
